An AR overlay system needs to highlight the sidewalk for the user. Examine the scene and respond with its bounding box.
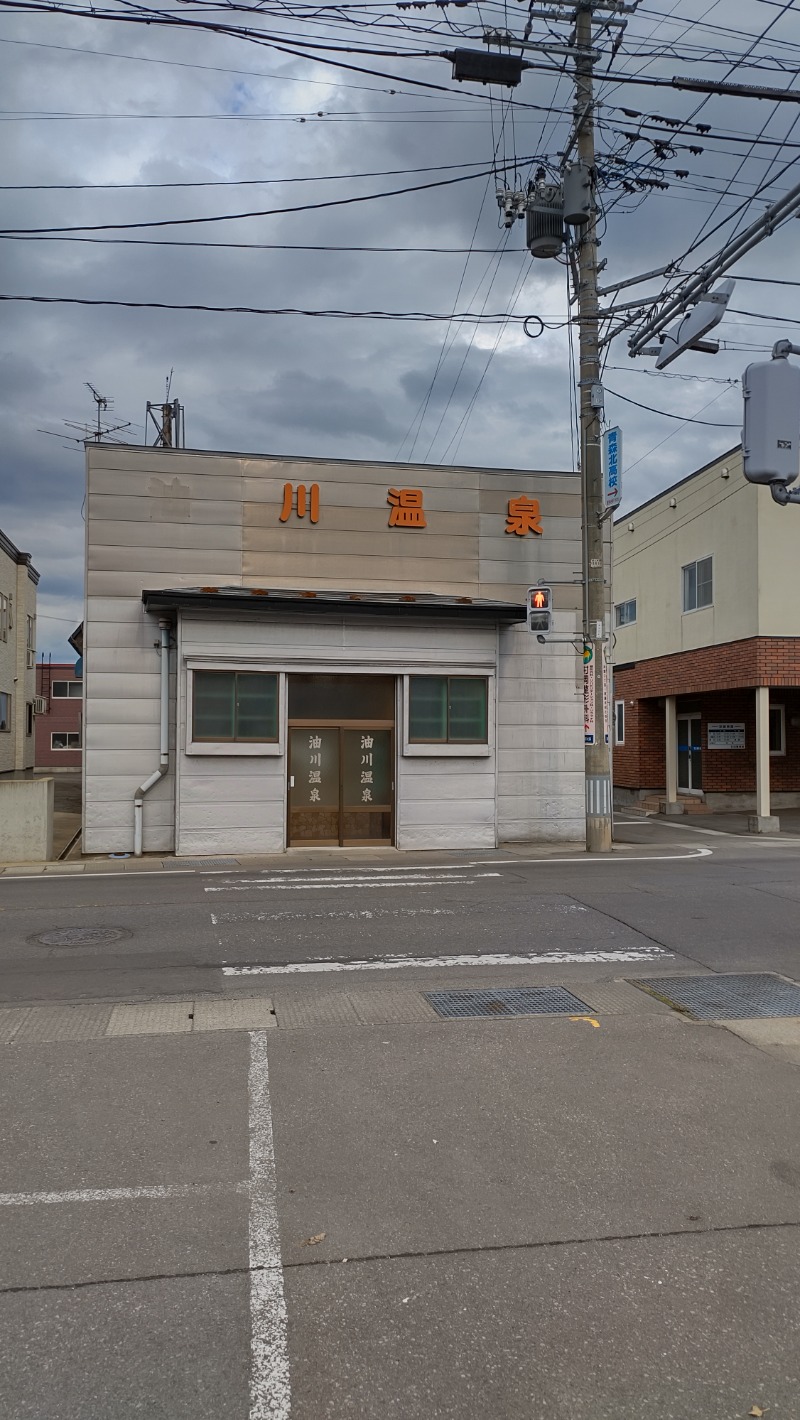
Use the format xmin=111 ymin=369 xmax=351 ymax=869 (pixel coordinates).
xmin=619 ymin=804 xmax=800 ymax=839
xmin=2 ymin=983 xmax=799 ymax=1417
xmin=0 ymin=840 xmax=593 ymax=876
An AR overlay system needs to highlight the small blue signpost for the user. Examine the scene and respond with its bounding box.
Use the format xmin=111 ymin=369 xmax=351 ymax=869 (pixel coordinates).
xmin=602 ymin=426 xmax=622 ymax=511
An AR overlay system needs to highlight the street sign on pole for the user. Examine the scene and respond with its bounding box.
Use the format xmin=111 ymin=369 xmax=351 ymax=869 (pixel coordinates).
xmin=583 ymin=643 xmax=595 ymax=745
xmin=602 ymin=426 xmax=622 ymax=511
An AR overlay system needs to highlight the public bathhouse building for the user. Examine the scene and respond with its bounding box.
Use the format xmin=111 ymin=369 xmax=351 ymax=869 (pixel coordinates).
xmin=612 ymin=446 xmax=800 ymax=829
xmin=82 ymin=445 xmax=585 ymax=856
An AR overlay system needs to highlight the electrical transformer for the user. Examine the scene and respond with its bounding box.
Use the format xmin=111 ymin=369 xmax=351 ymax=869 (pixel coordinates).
xmin=526 ymin=182 xmax=565 ymax=259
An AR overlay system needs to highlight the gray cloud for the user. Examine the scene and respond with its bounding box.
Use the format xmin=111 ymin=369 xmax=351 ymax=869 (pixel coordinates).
xmin=1 ymin=3 xmax=798 ymax=656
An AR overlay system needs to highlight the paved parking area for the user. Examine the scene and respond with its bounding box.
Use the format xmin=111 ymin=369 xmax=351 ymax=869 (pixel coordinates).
xmin=2 ymin=1007 xmax=800 ymax=1418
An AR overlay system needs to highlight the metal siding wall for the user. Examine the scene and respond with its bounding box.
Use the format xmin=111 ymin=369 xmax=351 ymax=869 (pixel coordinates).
xmin=83 ymin=447 xmax=584 ymax=853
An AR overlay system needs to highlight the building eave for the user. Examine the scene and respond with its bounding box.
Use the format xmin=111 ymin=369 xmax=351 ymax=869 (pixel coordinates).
xmin=141 ymin=586 xmax=527 ymax=623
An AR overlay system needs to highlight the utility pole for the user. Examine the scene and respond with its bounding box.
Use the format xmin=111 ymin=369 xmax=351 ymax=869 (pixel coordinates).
xmin=574 ymin=1 xmax=612 ymax=851
xmin=445 ymin=0 xmax=618 ymax=850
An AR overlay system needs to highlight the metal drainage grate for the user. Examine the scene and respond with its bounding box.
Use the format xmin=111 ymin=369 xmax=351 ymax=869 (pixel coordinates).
xmin=424 ymin=986 xmax=592 ymax=1020
xmin=631 ymin=973 xmax=800 ymax=1021
xmin=167 ymin=858 xmax=241 ymax=870
xmin=33 ymin=927 xmax=130 ymax=948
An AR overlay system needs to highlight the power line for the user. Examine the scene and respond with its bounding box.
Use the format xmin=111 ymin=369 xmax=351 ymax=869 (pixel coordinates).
xmin=0 ymin=155 xmax=538 ymax=192
xmin=0 ymin=157 xmax=547 ymax=236
xmin=0 ymin=293 xmax=566 ymax=323
xmin=604 ymin=386 xmax=739 ymax=427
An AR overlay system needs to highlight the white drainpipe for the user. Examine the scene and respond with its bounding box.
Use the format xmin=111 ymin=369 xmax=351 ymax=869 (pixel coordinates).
xmin=133 ymin=618 xmax=171 ymax=856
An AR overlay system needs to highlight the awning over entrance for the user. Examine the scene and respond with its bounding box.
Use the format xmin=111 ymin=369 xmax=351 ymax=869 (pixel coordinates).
xmin=141 ymin=586 xmax=527 ymax=623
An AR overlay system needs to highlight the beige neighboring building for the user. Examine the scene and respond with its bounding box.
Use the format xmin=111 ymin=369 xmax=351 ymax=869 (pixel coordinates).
xmin=612 ymin=446 xmax=800 ymax=828
xmin=82 ymin=444 xmax=586 ymax=856
xmin=0 ymin=527 xmax=39 ymax=775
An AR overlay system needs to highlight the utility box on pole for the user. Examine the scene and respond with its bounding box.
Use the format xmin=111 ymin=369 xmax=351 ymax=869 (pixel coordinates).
xmin=742 ymin=354 xmax=800 ymax=487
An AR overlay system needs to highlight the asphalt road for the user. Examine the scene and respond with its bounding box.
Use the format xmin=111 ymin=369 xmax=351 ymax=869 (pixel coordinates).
xmin=1 ymin=821 xmax=799 ymax=1003
xmin=2 ymin=820 xmax=800 ymax=1418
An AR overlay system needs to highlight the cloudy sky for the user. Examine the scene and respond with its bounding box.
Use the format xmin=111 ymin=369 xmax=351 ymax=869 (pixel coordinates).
xmin=2 ymin=0 xmax=799 ymax=657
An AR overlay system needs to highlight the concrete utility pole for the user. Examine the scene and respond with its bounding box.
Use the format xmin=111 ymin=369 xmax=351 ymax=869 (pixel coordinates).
xmin=574 ymin=1 xmax=612 ymax=852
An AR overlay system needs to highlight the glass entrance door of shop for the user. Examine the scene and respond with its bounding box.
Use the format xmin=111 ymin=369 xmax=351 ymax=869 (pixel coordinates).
xmin=287 ymin=675 xmax=394 ymax=846
xmin=677 ymin=714 xmax=702 ymax=792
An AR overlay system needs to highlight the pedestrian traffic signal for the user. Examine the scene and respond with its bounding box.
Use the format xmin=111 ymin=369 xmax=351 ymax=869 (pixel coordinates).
xmin=527 ymin=585 xmax=552 ymax=635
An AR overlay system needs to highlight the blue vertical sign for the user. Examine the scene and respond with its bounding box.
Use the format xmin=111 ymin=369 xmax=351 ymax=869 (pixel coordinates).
xmin=602 ymin=426 xmax=622 ymax=511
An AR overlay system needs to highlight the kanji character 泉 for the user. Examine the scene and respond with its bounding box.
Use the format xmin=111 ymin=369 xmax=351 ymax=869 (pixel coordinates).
xmin=309 ymin=788 xmax=321 ymax=803
xmin=505 ymin=496 xmax=543 ymax=537
xmin=387 ymin=488 xmax=426 ymax=528
xmin=361 ymin=788 xmax=373 ymax=803
xmin=280 ymin=482 xmax=320 ymax=524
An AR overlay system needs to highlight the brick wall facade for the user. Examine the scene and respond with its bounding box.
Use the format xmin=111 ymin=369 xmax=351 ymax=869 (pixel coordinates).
xmin=35 ymin=662 xmax=82 ymax=770
xmin=613 ymin=638 xmax=800 ymax=794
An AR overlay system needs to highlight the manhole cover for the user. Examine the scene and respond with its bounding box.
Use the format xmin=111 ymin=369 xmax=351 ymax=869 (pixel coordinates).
xmin=424 ymin=986 xmax=592 ymax=1020
xmin=630 ymin=973 xmax=800 ymax=1021
xmin=33 ymin=927 xmax=130 ymax=948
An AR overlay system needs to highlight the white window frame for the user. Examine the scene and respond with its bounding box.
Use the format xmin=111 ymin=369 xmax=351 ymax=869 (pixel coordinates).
xmin=185 ymin=663 xmax=286 ymax=756
xmin=401 ymin=673 xmax=494 ymax=758
xmin=51 ymin=731 xmax=81 ymax=750
xmin=0 ymin=593 xmax=8 ymax=643
xmin=26 ymin=614 xmax=35 ymax=668
xmin=52 ymin=680 xmax=83 ymax=699
xmin=682 ymin=556 xmax=713 ymax=614
xmin=614 ymin=599 xmax=636 ymax=629
xmin=769 ymin=703 xmax=786 ymax=757
xmin=614 ymin=699 xmax=625 ymax=746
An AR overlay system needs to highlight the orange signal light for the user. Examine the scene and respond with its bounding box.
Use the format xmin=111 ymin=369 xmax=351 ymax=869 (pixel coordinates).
xmin=532 ymin=590 xmax=547 ymax=609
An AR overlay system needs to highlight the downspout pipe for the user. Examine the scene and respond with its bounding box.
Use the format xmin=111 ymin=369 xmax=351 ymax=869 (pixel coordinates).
xmin=133 ymin=618 xmax=170 ymax=856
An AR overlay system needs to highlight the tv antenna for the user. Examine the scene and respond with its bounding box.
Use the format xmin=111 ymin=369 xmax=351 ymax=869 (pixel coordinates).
xmin=37 ymin=383 xmax=134 ymax=450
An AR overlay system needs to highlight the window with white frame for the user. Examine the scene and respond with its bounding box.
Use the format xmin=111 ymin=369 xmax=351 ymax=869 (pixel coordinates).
xmin=52 ymin=731 xmax=81 ymax=750
xmin=769 ymin=704 xmax=786 ymax=756
xmin=0 ymin=593 xmax=9 ymax=643
xmin=0 ymin=691 xmax=9 ymax=732
xmin=408 ymin=676 xmax=488 ymax=744
xmin=192 ymin=670 xmax=279 ymax=743
xmin=614 ymin=599 xmax=636 ymax=628
xmin=682 ymin=556 xmax=713 ymax=612
xmin=52 ymin=680 xmax=83 ymax=699
xmin=26 ymin=614 xmax=35 ymax=668
xmin=614 ymin=700 xmax=625 ymax=745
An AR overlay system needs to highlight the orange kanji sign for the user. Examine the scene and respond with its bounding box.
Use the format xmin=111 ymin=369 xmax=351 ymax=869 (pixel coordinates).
xmin=280 ymin=482 xmax=320 ymax=524
xmin=505 ymin=495 xmax=543 ymax=537
xmin=388 ymin=487 xmax=426 ymax=529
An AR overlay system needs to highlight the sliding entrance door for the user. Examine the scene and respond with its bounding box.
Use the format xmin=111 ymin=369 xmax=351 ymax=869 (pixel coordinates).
xmin=287 ymin=675 xmax=394 ymax=846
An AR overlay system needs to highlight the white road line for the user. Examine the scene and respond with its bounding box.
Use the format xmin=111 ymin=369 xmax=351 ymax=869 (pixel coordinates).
xmin=0 ymin=1181 xmax=249 ymax=1206
xmin=206 ymin=874 xmax=500 ymax=893
xmin=222 ymin=872 xmax=497 ymax=884
xmin=466 ymin=847 xmax=712 ymax=864
xmin=248 ymin=1030 xmax=291 ymax=1420
xmin=214 ymin=907 xmax=456 ymax=924
xmin=225 ymin=948 xmax=670 ymax=977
